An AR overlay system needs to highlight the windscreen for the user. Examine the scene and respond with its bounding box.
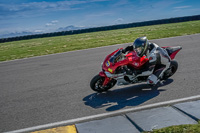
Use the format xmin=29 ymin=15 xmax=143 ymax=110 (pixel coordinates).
xmin=109 ymin=50 xmax=122 ymax=63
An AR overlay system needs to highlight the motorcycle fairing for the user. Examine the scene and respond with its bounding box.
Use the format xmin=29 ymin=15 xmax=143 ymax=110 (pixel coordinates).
xmin=162 ymin=46 xmax=182 ymax=60
xmin=126 ymin=51 xmax=149 ymax=69
xmin=102 ymin=49 xmax=149 ymax=74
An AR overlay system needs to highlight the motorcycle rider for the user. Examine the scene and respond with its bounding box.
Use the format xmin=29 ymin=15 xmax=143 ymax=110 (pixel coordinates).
xmin=122 ymin=36 xmax=171 ymax=85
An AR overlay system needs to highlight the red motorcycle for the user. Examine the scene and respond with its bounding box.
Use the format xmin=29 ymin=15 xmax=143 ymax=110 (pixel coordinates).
xmin=90 ymin=46 xmax=182 ymax=93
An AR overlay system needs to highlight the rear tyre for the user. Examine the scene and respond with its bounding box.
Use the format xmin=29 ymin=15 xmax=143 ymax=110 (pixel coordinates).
xmin=90 ymin=74 xmax=116 ymax=93
xmin=162 ymin=60 xmax=178 ymax=80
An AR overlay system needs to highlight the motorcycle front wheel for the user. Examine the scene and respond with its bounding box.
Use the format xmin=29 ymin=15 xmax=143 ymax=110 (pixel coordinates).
xmin=90 ymin=74 xmax=116 ymax=93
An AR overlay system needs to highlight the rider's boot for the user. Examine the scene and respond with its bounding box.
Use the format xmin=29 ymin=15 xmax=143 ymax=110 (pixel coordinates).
xmin=124 ymin=66 xmax=133 ymax=75
xmin=147 ymin=74 xmax=160 ymax=86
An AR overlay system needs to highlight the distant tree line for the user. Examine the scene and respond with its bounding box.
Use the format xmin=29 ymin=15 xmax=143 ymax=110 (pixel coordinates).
xmin=0 ymin=15 xmax=200 ymax=43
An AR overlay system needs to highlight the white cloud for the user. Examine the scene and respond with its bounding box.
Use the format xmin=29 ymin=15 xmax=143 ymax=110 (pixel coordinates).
xmin=174 ymin=6 xmax=191 ymax=9
xmin=51 ymin=20 xmax=59 ymax=23
xmin=46 ymin=20 xmax=59 ymax=27
xmin=112 ymin=0 xmax=129 ymax=7
xmin=1 ymin=0 xmax=110 ymax=13
xmin=173 ymin=5 xmax=192 ymax=12
xmin=46 ymin=23 xmax=54 ymax=26
xmin=87 ymin=12 xmax=113 ymax=17
xmin=0 ymin=0 xmax=111 ymax=20
xmin=0 ymin=1 xmax=83 ymax=18
xmin=34 ymin=30 xmax=44 ymax=33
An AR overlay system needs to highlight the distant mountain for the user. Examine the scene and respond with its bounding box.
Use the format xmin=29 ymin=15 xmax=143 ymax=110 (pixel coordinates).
xmin=56 ymin=25 xmax=86 ymax=32
xmin=0 ymin=31 xmax=43 ymax=39
xmin=0 ymin=25 xmax=87 ymax=39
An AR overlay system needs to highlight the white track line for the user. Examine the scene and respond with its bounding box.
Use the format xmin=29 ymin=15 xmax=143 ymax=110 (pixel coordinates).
xmin=5 ymin=95 xmax=200 ymax=133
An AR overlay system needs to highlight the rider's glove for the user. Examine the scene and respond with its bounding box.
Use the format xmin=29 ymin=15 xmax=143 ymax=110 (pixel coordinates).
xmin=121 ymin=49 xmax=126 ymax=54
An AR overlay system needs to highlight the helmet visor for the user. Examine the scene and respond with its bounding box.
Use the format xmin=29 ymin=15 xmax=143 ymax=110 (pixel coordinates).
xmin=135 ymin=47 xmax=143 ymax=56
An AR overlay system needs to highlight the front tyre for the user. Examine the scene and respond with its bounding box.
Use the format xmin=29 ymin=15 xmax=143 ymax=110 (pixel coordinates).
xmin=90 ymin=74 xmax=116 ymax=93
xmin=162 ymin=60 xmax=178 ymax=80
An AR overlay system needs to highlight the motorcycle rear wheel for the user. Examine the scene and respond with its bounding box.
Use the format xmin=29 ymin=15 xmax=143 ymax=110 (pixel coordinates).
xmin=90 ymin=74 xmax=116 ymax=93
xmin=162 ymin=60 xmax=178 ymax=80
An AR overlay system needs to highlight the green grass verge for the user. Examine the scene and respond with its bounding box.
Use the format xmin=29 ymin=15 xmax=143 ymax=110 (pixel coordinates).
xmin=0 ymin=20 xmax=200 ymax=61
xmin=143 ymin=121 xmax=200 ymax=133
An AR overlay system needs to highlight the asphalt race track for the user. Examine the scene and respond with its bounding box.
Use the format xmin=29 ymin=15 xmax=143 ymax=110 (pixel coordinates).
xmin=0 ymin=34 xmax=200 ymax=132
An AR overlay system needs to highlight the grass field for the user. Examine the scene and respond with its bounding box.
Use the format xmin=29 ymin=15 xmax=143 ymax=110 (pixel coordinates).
xmin=0 ymin=20 xmax=200 ymax=61
xmin=144 ymin=121 xmax=200 ymax=133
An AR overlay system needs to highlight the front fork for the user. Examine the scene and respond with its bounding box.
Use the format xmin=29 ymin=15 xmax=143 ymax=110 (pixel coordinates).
xmin=99 ymin=71 xmax=111 ymax=86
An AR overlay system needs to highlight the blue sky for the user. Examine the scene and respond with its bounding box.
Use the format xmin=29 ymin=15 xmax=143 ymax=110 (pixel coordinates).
xmin=0 ymin=0 xmax=200 ymax=38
